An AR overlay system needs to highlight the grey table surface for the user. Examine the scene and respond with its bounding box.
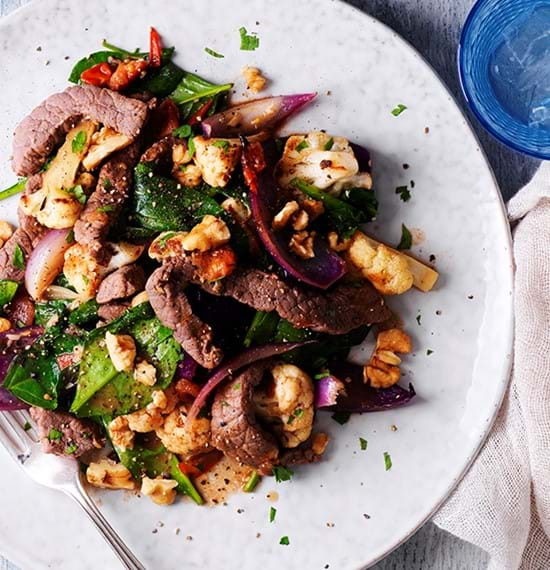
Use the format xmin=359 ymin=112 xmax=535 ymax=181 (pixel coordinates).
xmin=0 ymin=0 xmax=536 ymax=568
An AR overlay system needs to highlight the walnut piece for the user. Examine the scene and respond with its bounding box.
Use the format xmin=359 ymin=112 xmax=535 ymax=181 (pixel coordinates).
xmin=0 ymin=221 xmax=13 ymax=247
xmin=364 ymin=329 xmax=412 ymax=388
xmin=105 ymin=332 xmax=136 ymax=372
xmin=312 ymin=432 xmax=330 ymax=455
xmin=272 ymin=201 xmax=300 ymax=230
xmin=180 ymin=215 xmax=230 ymax=252
xmin=141 ymin=477 xmax=179 ymax=505
xmin=108 ymin=416 xmax=135 ymax=451
xmin=134 ymin=359 xmax=157 ymax=387
xmin=242 ymin=66 xmax=268 ymax=94
xmin=328 ymin=231 xmax=351 ymax=252
xmin=0 ymin=318 xmax=12 ymax=333
xmin=86 ymin=459 xmax=136 ymax=490
xmin=289 ymin=231 xmax=316 ymax=259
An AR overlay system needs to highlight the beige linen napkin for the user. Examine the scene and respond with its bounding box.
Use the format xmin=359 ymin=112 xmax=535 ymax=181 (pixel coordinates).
xmin=434 ymin=163 xmax=550 ymax=569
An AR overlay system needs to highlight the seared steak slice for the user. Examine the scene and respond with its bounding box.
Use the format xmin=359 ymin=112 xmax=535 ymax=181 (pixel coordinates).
xmin=29 ymin=407 xmax=103 ymax=458
xmin=170 ymin=259 xmax=391 ymax=335
xmin=96 ymin=264 xmax=145 ymax=304
xmin=74 ymin=140 xmax=141 ymax=252
xmin=140 ymin=135 xmax=175 ymax=171
xmin=12 ymin=85 xmax=148 ymax=176
xmin=97 ymin=300 xmax=130 ymax=323
xmin=211 ymin=360 xmax=279 ymax=475
xmin=146 ymin=264 xmax=223 ymax=369
xmin=279 ymin=437 xmax=325 ymax=466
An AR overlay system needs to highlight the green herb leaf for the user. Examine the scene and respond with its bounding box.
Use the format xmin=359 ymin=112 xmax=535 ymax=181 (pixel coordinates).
xmin=324 ymin=137 xmax=334 ymax=151
xmin=173 ymin=124 xmax=192 ymax=139
xmin=244 ymin=310 xmax=280 ymax=347
xmin=12 ymin=244 xmax=24 ymax=270
xmin=279 ymin=536 xmax=290 ymax=546
xmin=65 ymin=184 xmax=87 ymax=204
xmin=272 ymin=465 xmax=294 ymax=483
xmin=97 ymin=205 xmax=115 ymax=214
xmin=48 ymin=428 xmax=63 ymax=441
xmin=287 ymin=408 xmax=304 ymax=424
xmin=233 ymin=382 xmax=241 ymax=391
xmin=295 ymin=140 xmax=309 ymax=152
xmin=23 ymin=421 xmax=31 ymax=431
xmin=391 ymin=104 xmax=407 ymax=117
xmin=102 ymin=178 xmax=112 ymax=189
xmin=204 ymin=47 xmax=225 ymax=58
xmin=188 ymin=136 xmax=196 ymax=159
xmin=158 ymin=231 xmax=177 ymax=248
xmin=65 ymin=443 xmax=78 ymax=455
xmin=0 ymin=178 xmax=26 ymax=201
xmin=395 ymin=185 xmax=411 ymax=202
xmin=331 ymin=411 xmax=351 ymax=425
xmin=170 ymin=72 xmax=233 ymax=108
xmin=71 ymin=131 xmax=87 ymax=154
xmin=239 ymin=27 xmax=260 ymax=51
xmin=359 ymin=437 xmax=368 ymax=451
xmin=0 ymin=280 xmax=18 ymax=307
xmin=212 ymin=140 xmax=230 ymax=153
xmin=396 ymin=224 xmax=412 ymax=250
xmin=270 ymin=506 xmax=277 ymax=523
xmin=243 ymin=470 xmax=261 ymax=492
xmin=314 ymin=369 xmax=330 ymax=380
xmin=384 ymin=451 xmax=392 ymax=471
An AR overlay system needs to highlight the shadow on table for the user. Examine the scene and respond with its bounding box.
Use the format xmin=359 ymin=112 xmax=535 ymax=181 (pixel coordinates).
xmin=346 ymin=0 xmax=540 ymax=202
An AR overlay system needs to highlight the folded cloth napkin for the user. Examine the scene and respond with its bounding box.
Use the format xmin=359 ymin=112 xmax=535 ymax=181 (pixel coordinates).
xmin=434 ymin=163 xmax=550 ymax=569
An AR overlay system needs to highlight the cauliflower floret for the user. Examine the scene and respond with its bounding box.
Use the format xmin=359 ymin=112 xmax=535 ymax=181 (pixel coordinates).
xmin=276 ymin=131 xmax=359 ymax=190
xmin=173 ymin=163 xmax=203 ymax=187
xmin=155 ymin=407 xmax=211 ymax=456
xmin=141 ymin=477 xmax=178 ymax=506
xmin=364 ymin=328 xmax=412 ymax=388
xmin=106 ymin=242 xmax=144 ymax=273
xmin=180 ymin=215 xmax=230 ymax=252
xmin=86 ymin=459 xmax=136 ymax=490
xmin=193 ymin=136 xmax=241 ymax=187
xmin=82 ymin=127 xmax=133 ymax=171
xmin=105 ymin=331 xmax=136 ymax=372
xmin=63 ymin=243 xmax=105 ymax=300
xmin=134 ymin=359 xmax=157 ymax=386
xmin=347 ymin=231 xmax=413 ymax=295
xmin=254 ymin=363 xmax=315 ymax=448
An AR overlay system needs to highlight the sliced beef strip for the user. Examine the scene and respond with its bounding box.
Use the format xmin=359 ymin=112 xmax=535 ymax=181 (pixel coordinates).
xmin=12 ymin=84 xmax=149 ymax=176
xmin=29 ymin=407 xmax=103 ymax=458
xmin=279 ymin=437 xmax=325 ymax=466
xmin=97 ymin=300 xmax=131 ymax=323
xmin=168 ymin=258 xmax=391 ymax=335
xmin=96 ymin=264 xmax=145 ymax=304
xmin=73 ymin=140 xmax=141 ymax=258
xmin=146 ymin=264 xmax=223 ymax=369
xmin=211 ymin=360 xmax=279 ymax=475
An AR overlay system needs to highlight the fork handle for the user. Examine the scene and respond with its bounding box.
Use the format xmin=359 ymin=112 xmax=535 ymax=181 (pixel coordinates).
xmin=64 ymin=474 xmax=146 ymax=570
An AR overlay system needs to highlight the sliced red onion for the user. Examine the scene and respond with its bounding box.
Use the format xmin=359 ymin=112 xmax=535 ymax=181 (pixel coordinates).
xmin=242 ymin=140 xmax=346 ymax=289
xmin=176 ymin=354 xmax=198 ymax=381
xmin=187 ymin=342 xmax=307 ymax=421
xmin=323 ymin=362 xmax=416 ymax=413
xmin=0 ymin=326 xmax=43 ymax=410
xmin=350 ymin=142 xmax=372 ymax=173
xmin=202 ymin=93 xmax=316 ymax=138
xmin=25 ymin=229 xmax=73 ymax=301
xmin=315 ymin=374 xmax=346 ymax=408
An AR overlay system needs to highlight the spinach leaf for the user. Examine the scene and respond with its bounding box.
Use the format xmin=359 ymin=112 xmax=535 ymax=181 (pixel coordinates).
xmin=131 ymin=163 xmax=224 ymax=231
xmin=170 ymin=72 xmax=233 ymax=107
xmin=244 ymin=311 xmax=280 ymax=347
xmin=68 ymin=299 xmax=99 ymax=327
xmin=0 ymin=280 xmax=18 ymax=308
xmin=131 ymin=61 xmax=184 ymax=97
xmin=35 ymin=300 xmax=69 ymax=328
xmin=68 ymin=51 xmax=113 ymax=84
xmin=343 ymin=187 xmax=378 ymax=222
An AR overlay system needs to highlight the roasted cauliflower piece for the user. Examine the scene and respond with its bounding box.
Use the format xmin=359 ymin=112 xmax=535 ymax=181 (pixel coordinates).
xmin=156 ymin=407 xmax=211 ymax=456
xmin=86 ymin=459 xmax=136 ymax=490
xmin=193 ymin=136 xmax=241 ymax=187
xmin=254 ymin=363 xmax=315 ymax=448
xmin=82 ymin=126 xmax=133 ymax=171
xmin=347 ymin=231 xmax=414 ymax=295
xmin=364 ymin=329 xmax=412 ymax=388
xmin=276 ymin=131 xmax=359 ymax=190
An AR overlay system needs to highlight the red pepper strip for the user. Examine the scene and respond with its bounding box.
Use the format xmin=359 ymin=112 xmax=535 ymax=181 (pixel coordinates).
xmin=188 ymin=98 xmax=215 ymax=126
xmin=149 ymin=26 xmax=162 ymax=68
xmin=178 ymin=461 xmax=202 ymax=478
xmin=80 ymin=62 xmax=113 ymax=87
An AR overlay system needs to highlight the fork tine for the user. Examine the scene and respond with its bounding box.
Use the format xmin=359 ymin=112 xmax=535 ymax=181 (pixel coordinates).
xmin=0 ymin=412 xmax=29 ymax=461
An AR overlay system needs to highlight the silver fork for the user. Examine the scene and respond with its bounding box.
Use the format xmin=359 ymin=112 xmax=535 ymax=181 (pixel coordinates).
xmin=0 ymin=410 xmax=145 ymax=570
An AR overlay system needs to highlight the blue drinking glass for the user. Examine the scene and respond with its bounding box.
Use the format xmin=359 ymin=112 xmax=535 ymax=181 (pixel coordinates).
xmin=459 ymin=0 xmax=550 ymax=159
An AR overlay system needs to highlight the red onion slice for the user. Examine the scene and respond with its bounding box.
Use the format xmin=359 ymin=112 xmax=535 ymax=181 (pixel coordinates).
xmin=315 ymin=374 xmax=346 ymax=408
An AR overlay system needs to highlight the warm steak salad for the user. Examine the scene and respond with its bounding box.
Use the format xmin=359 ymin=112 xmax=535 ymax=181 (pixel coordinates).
xmin=0 ymin=29 xmax=438 ymax=506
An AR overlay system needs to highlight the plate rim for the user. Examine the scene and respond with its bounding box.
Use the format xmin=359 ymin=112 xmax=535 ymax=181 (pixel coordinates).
xmin=0 ymin=0 xmax=515 ymax=568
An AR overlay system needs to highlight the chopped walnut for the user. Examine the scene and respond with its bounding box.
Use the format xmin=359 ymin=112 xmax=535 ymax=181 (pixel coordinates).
xmin=105 ymin=332 xmax=136 ymax=372
xmin=86 ymin=459 xmax=136 ymax=490
xmin=292 ymin=210 xmax=309 ymax=231
xmin=108 ymin=416 xmax=135 ymax=451
xmin=301 ymin=199 xmax=325 ymax=220
xmin=141 ymin=477 xmax=179 ymax=506
xmin=289 ymin=231 xmax=315 ymax=259
xmin=241 ymin=66 xmax=267 ymax=94
xmin=148 ymin=231 xmax=189 ymax=261
xmin=181 ymin=215 xmax=231 ymax=252
xmin=221 ymin=197 xmax=250 ymax=223
xmin=0 ymin=221 xmax=13 ymax=247
xmin=328 ymin=232 xmax=351 ymax=252
xmin=191 ymin=245 xmax=237 ymax=282
xmin=0 ymin=318 xmax=12 ymax=333
xmin=134 ymin=359 xmax=157 ymax=387
xmin=131 ymin=290 xmax=149 ymax=307
xmin=312 ymin=432 xmax=330 ymax=455
xmin=364 ymin=329 xmax=412 ymax=388
xmin=272 ymin=201 xmax=300 ymax=230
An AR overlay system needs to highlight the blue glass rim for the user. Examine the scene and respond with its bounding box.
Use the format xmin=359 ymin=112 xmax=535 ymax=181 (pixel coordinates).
xmin=458 ymin=0 xmax=550 ymax=160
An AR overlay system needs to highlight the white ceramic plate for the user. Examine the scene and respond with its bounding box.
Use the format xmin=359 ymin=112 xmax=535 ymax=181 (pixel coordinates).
xmin=0 ymin=0 xmax=513 ymax=568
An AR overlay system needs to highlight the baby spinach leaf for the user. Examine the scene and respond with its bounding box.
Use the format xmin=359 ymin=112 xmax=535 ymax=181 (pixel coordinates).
xmin=68 ymin=299 xmax=99 ymax=327
xmin=169 ymin=72 xmax=233 ymax=107
xmin=35 ymin=300 xmax=69 ymax=328
xmin=131 ymin=61 xmax=184 ymax=97
xmin=244 ymin=311 xmax=280 ymax=347
xmin=0 ymin=280 xmax=18 ymax=308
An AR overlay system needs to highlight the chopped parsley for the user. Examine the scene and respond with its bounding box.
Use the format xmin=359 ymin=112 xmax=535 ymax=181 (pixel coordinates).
xmin=65 ymin=229 xmax=75 ymax=244
xmin=48 ymin=428 xmax=63 ymax=441
xmin=272 ymin=465 xmax=294 ymax=483
xmin=102 ymin=178 xmax=112 ymax=189
xmin=395 ymin=185 xmax=411 ymax=202
xmin=212 ymin=140 xmax=230 ymax=153
xmin=204 ymin=47 xmax=225 ymax=58
xmin=12 ymin=244 xmax=24 ymax=270
xmin=65 ymin=184 xmax=86 ymax=204
xmin=396 ymin=224 xmax=412 ymax=250
xmin=427 ymin=349 xmax=434 ymax=356
xmin=416 ymin=314 xmax=421 ymax=326
xmin=97 ymin=205 xmax=115 ymax=214
xmin=188 ymin=135 xmax=196 ymax=159
xmin=287 ymin=408 xmax=304 ymax=424
xmin=71 ymin=130 xmax=87 ymax=154
xmin=314 ymin=370 xmax=330 ymax=380
xmin=239 ymin=26 xmax=260 ymax=51
xmin=279 ymin=536 xmax=290 ymax=546
xmin=359 ymin=437 xmax=368 ymax=451
xmin=173 ymin=124 xmax=192 ymax=139
xmin=243 ymin=470 xmax=260 ymax=492
xmin=23 ymin=421 xmax=32 ymax=431
xmin=65 ymin=443 xmax=78 ymax=455
xmin=233 ymin=382 xmax=241 ymax=391
xmin=295 ymin=140 xmax=309 ymax=152
xmin=384 ymin=451 xmax=392 ymax=471
xmin=269 ymin=506 xmax=277 ymax=523
xmin=324 ymin=137 xmax=334 ymax=151
xmin=331 ymin=411 xmax=350 ymax=425
xmin=391 ymin=104 xmax=407 ymax=117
